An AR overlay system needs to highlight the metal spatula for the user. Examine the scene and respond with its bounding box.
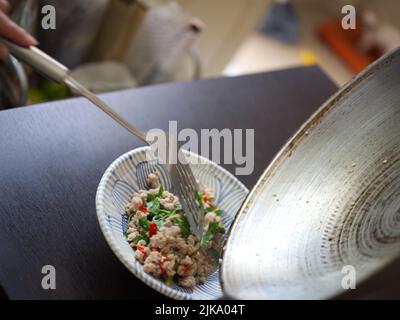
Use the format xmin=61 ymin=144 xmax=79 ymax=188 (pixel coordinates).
xmin=0 ymin=37 xmax=204 ymax=239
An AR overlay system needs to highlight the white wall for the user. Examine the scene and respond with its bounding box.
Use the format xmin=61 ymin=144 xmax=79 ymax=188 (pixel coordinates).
xmin=177 ymin=0 xmax=271 ymax=76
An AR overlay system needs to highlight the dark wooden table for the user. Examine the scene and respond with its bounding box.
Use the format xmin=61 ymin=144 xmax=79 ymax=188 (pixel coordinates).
xmin=0 ymin=66 xmax=340 ymax=299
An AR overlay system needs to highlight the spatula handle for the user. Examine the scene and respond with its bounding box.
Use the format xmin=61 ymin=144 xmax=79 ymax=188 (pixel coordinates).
xmin=0 ymin=37 xmax=69 ymax=83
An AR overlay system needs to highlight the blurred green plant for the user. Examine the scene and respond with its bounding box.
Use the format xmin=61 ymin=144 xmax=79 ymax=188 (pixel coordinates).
xmin=28 ymin=79 xmax=70 ymax=104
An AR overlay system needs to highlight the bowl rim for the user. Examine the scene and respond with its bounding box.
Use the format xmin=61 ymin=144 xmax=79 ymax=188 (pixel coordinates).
xmin=95 ymin=146 xmax=248 ymax=299
xmin=220 ymin=47 xmax=400 ymax=299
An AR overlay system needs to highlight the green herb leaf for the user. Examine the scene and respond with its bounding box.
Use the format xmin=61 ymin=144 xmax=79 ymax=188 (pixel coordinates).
xmin=134 ymin=234 xmax=150 ymax=244
xmin=158 ymin=209 xmax=176 ymax=216
xmin=139 ymin=218 xmax=150 ymax=231
xmin=195 ymin=191 xmax=204 ymax=209
xmin=209 ymin=221 xmax=225 ymax=234
xmin=147 ymin=193 xmax=156 ymax=202
xmin=165 ymin=275 xmax=174 ymax=286
xmin=147 ymin=212 xmax=156 ymax=221
xmin=205 ymin=206 xmax=222 ymax=216
xmin=153 ymin=212 xmax=171 ymax=229
xmin=153 ymin=217 xmax=167 ymax=230
xmin=157 ymin=185 xmax=164 ymax=197
xmin=173 ymin=216 xmax=191 ymax=238
xmin=200 ymin=232 xmax=213 ymax=246
xmin=148 ymin=198 xmax=160 ymax=214
xmin=201 ymin=221 xmax=225 ymax=246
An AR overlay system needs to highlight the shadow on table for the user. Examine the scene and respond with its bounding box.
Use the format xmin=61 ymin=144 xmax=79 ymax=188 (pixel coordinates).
xmin=0 ymin=285 xmax=9 ymax=300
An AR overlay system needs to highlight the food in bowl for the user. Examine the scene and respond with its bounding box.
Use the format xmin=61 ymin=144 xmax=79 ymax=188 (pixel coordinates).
xmin=124 ymin=172 xmax=226 ymax=288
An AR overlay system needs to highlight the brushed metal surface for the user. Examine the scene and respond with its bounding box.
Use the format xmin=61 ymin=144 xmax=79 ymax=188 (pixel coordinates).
xmin=221 ymin=48 xmax=400 ymax=299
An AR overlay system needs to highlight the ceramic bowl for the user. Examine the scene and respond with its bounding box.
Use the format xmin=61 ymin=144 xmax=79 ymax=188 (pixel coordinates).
xmin=96 ymin=147 xmax=248 ymax=299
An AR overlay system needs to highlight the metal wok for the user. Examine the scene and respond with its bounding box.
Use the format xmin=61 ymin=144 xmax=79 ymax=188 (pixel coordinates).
xmin=221 ymin=48 xmax=400 ymax=299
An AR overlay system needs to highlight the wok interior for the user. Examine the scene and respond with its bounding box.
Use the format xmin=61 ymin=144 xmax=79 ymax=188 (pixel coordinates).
xmin=222 ymin=50 xmax=400 ymax=299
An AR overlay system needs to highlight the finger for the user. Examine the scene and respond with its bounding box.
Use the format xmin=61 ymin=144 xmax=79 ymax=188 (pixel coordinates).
xmin=0 ymin=11 xmax=38 ymax=47
xmin=0 ymin=0 xmax=9 ymax=13
xmin=0 ymin=42 xmax=9 ymax=60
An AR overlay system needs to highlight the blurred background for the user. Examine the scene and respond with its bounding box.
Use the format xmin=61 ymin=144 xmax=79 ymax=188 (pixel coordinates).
xmin=1 ymin=0 xmax=400 ymax=109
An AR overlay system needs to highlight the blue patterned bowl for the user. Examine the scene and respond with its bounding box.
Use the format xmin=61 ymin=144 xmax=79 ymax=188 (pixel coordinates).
xmin=96 ymin=147 xmax=248 ymax=299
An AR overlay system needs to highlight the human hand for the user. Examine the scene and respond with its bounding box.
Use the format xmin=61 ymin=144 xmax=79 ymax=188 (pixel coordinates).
xmin=0 ymin=0 xmax=38 ymax=60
